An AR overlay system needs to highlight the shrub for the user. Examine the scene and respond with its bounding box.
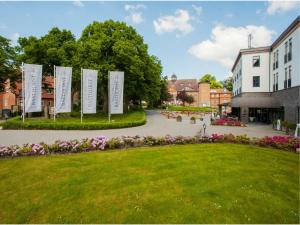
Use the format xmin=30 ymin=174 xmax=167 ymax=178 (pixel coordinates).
xmin=176 ymin=115 xmax=182 ymax=122
xmin=2 ymin=111 xmax=146 ymax=130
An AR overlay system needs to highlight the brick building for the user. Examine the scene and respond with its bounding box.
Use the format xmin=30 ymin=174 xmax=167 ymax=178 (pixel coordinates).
xmin=0 ymin=76 xmax=55 ymax=117
xmin=167 ymin=74 xmax=232 ymax=113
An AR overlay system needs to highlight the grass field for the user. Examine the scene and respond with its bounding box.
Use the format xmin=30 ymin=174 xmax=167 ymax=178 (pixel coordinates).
xmin=167 ymin=105 xmax=215 ymax=112
xmin=1 ymin=110 xmax=146 ymax=130
xmin=0 ymin=144 xmax=298 ymax=223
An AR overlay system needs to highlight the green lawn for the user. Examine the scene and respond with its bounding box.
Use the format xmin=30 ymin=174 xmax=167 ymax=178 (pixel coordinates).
xmin=0 ymin=144 xmax=299 ymax=223
xmin=2 ymin=110 xmax=146 ymax=130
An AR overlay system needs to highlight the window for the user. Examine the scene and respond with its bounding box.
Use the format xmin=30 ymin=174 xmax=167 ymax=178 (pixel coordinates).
xmin=273 ymin=52 xmax=276 ymax=70
xmin=288 ymin=38 xmax=292 ymax=61
xmin=253 ymin=76 xmax=260 ymax=87
xmin=276 ymin=50 xmax=279 ymax=68
xmin=276 ymin=73 xmax=278 ymax=91
xmin=273 ymin=74 xmax=276 ymax=92
xmin=288 ymin=66 xmax=292 ymax=88
xmin=284 ymin=42 xmax=288 ymax=63
xmin=284 ymin=68 xmax=287 ymax=89
xmin=253 ymin=56 xmax=260 ymax=67
xmin=273 ymin=73 xmax=278 ymax=91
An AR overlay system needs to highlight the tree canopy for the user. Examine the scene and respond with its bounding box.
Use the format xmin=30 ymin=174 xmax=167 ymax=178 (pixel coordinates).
xmin=11 ymin=21 xmax=164 ymax=111
xmin=176 ymin=90 xmax=194 ymax=106
xmin=199 ymin=74 xmax=223 ymax=89
xmin=222 ymin=76 xmax=233 ymax=91
xmin=0 ymin=36 xmax=20 ymax=92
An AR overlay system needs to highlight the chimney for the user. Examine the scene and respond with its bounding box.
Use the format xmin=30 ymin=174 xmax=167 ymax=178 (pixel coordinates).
xmin=248 ymin=33 xmax=253 ymax=49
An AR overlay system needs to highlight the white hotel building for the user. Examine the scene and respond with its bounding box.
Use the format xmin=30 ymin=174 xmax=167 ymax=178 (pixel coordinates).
xmin=231 ymin=16 xmax=300 ymax=124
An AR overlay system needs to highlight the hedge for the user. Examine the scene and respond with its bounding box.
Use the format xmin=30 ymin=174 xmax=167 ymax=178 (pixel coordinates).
xmin=1 ymin=111 xmax=146 ymax=130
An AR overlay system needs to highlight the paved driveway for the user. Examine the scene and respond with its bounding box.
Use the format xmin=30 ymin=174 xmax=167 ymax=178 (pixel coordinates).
xmin=0 ymin=110 xmax=284 ymax=146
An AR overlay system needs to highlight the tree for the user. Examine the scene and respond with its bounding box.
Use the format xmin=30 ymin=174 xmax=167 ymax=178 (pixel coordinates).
xmin=0 ymin=36 xmax=20 ymax=92
xmin=77 ymin=20 xmax=163 ymax=111
xmin=152 ymin=75 xmax=171 ymax=107
xmin=222 ymin=76 xmax=233 ymax=91
xmin=176 ymin=90 xmax=194 ymax=106
xmin=199 ymin=74 xmax=223 ymax=89
xmin=14 ymin=21 xmax=164 ymax=111
xmin=17 ymin=27 xmax=77 ymax=74
xmin=17 ymin=27 xmax=81 ymax=105
xmin=185 ymin=94 xmax=194 ymax=105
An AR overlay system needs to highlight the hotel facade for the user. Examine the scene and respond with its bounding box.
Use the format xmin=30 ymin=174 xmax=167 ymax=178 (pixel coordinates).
xmin=231 ymin=16 xmax=300 ymax=124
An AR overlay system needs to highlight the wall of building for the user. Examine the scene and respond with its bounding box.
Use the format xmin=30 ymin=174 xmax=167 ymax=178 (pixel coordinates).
xmin=232 ymin=57 xmax=242 ymax=96
xmin=272 ymin=86 xmax=300 ymax=123
xmin=270 ymin=25 xmax=300 ymax=91
xmin=0 ymin=92 xmax=16 ymax=110
xmin=241 ymin=51 xmax=270 ymax=93
xmin=198 ymin=83 xmax=210 ymax=106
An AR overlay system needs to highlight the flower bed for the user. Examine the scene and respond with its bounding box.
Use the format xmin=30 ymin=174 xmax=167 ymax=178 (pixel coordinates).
xmin=211 ymin=118 xmax=245 ymax=127
xmin=0 ymin=134 xmax=299 ymax=158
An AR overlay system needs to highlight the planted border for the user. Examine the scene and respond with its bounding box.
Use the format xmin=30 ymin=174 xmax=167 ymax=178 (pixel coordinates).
xmin=0 ymin=134 xmax=299 ymax=158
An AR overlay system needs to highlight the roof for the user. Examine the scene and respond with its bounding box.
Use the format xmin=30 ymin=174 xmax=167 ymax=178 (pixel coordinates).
xmin=168 ymin=79 xmax=199 ymax=92
xmin=231 ymin=16 xmax=300 ymax=72
xmin=231 ymin=46 xmax=270 ymax=72
xmin=271 ymin=15 xmax=300 ymax=49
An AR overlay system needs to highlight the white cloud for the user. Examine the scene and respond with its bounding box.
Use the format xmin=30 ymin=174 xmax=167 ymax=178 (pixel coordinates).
xmin=73 ymin=0 xmax=84 ymax=7
xmin=256 ymin=9 xmax=262 ymax=14
xmin=266 ymin=0 xmax=299 ymax=15
xmin=124 ymin=4 xmax=146 ymax=11
xmin=153 ymin=9 xmax=194 ymax=36
xmin=188 ymin=24 xmax=275 ymax=68
xmin=192 ymin=5 xmax=203 ymax=16
xmin=126 ymin=12 xmax=144 ymax=24
xmin=11 ymin=32 xmax=20 ymax=46
xmin=225 ymin=13 xmax=234 ymax=18
xmin=0 ymin=24 xmax=7 ymax=29
xmin=124 ymin=4 xmax=146 ymax=24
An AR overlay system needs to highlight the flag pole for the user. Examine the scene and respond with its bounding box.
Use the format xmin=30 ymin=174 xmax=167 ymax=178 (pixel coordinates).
xmin=53 ymin=65 xmax=56 ymax=121
xmin=21 ymin=62 xmax=25 ymax=123
xmin=81 ymin=68 xmax=83 ymax=123
xmin=108 ymin=71 xmax=111 ymax=123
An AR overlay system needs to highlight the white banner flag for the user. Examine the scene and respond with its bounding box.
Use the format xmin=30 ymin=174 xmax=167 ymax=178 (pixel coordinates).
xmin=109 ymin=71 xmax=124 ymax=114
xmin=82 ymin=69 xmax=98 ymax=114
xmin=55 ymin=66 xmax=72 ymax=113
xmin=24 ymin=63 xmax=42 ymax=113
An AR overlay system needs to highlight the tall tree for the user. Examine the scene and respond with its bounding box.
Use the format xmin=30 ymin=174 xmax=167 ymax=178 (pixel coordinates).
xmin=0 ymin=36 xmax=20 ymax=91
xmin=77 ymin=20 xmax=163 ymax=111
xmin=199 ymin=74 xmax=223 ymax=89
xmin=222 ymin=76 xmax=233 ymax=91
xmin=17 ymin=27 xmax=77 ymax=74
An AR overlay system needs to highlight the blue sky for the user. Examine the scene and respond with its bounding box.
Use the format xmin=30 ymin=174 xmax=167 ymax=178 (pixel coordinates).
xmin=0 ymin=1 xmax=299 ymax=81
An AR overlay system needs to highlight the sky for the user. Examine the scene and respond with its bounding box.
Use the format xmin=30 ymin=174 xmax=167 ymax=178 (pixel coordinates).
xmin=0 ymin=1 xmax=299 ymax=81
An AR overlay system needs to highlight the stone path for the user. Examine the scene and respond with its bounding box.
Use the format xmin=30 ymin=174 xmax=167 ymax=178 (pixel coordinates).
xmin=0 ymin=110 xmax=284 ymax=146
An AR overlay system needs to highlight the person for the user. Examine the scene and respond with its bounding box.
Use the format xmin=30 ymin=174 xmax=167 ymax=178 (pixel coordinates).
xmin=277 ymin=119 xmax=281 ymax=131
xmin=199 ymin=118 xmax=204 ymax=137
